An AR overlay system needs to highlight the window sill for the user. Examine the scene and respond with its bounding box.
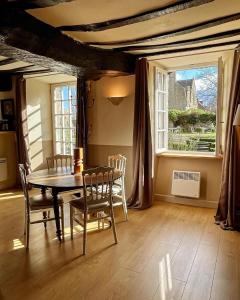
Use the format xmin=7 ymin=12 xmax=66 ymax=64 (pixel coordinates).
xmin=156 ymin=152 xmax=223 ymax=160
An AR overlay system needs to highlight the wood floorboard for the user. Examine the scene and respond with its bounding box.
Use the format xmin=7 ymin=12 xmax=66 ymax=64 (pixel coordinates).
xmin=0 ymin=189 xmax=240 ymax=300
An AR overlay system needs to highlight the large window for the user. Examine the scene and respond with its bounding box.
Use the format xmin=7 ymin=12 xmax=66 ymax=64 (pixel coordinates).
xmin=52 ymin=83 xmax=77 ymax=155
xmin=155 ymin=65 xmax=219 ymax=154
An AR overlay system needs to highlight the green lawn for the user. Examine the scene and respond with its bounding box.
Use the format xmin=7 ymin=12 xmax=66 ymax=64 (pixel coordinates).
xmin=168 ymin=131 xmax=216 ymax=151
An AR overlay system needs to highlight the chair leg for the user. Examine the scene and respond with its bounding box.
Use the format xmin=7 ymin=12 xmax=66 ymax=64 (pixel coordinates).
xmin=26 ymin=215 xmax=30 ymax=250
xmin=70 ymin=205 xmax=74 ymax=240
xmin=83 ymin=211 xmax=87 ymax=255
xmin=60 ymin=204 xmax=65 ymax=241
xmin=24 ymin=210 xmax=27 ymax=235
xmin=122 ymin=199 xmax=128 ymax=221
xmin=109 ymin=204 xmax=118 ymax=244
xmin=43 ymin=211 xmax=47 ymax=228
xmin=122 ymin=186 xmax=128 ymax=221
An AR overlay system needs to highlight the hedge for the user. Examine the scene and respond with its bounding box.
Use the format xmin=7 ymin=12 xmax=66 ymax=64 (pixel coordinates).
xmin=169 ymin=108 xmax=216 ymax=128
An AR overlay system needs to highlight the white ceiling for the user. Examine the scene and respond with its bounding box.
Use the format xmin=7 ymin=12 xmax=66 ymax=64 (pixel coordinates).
xmin=26 ymin=0 xmax=240 ymax=58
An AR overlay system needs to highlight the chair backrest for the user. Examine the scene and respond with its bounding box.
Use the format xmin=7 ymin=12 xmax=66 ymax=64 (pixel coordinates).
xmin=82 ymin=167 xmax=114 ymax=207
xmin=18 ymin=164 xmax=30 ymax=212
xmin=108 ymin=154 xmax=126 ymax=186
xmin=108 ymin=154 xmax=126 ymax=175
xmin=46 ymin=155 xmax=73 ymax=170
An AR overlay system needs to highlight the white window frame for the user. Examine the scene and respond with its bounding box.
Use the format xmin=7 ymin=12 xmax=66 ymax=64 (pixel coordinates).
xmin=154 ymin=66 xmax=169 ymax=153
xmin=154 ymin=61 xmax=223 ymax=156
xmin=51 ymin=81 xmax=77 ymax=155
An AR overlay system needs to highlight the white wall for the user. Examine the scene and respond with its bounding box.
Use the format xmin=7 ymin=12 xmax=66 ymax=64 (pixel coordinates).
xmin=26 ymin=78 xmax=53 ymax=171
xmin=89 ymin=75 xmax=135 ymax=146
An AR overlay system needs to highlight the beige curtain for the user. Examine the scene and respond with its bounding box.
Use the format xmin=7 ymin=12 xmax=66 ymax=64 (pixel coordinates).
xmin=128 ymin=58 xmax=153 ymax=209
xmin=215 ymin=49 xmax=240 ymax=229
xmin=15 ymin=75 xmax=31 ymax=174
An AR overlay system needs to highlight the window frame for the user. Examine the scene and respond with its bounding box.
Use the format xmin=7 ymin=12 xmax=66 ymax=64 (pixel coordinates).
xmin=154 ymin=61 xmax=223 ymax=156
xmin=154 ymin=66 xmax=169 ymax=153
xmin=51 ymin=81 xmax=77 ymax=156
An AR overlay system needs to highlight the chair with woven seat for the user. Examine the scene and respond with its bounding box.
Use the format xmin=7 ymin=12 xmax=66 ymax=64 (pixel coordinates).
xmin=108 ymin=154 xmax=127 ymax=220
xmin=18 ymin=164 xmax=65 ymax=249
xmin=69 ymin=166 xmax=118 ymax=255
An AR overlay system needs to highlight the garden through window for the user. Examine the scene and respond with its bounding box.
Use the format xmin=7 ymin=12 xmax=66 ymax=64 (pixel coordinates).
xmin=52 ymin=83 xmax=77 ymax=155
xmin=155 ymin=65 xmax=218 ymax=153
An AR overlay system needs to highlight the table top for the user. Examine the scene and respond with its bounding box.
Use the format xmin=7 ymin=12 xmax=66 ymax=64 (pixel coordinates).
xmin=27 ymin=167 xmax=122 ymax=190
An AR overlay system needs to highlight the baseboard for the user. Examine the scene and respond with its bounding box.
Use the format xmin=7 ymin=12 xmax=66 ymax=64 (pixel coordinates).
xmin=154 ymin=193 xmax=217 ymax=208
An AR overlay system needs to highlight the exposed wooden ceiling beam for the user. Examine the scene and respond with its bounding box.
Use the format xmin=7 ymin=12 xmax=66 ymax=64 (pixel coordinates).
xmin=0 ymin=57 xmax=17 ymax=66
xmin=0 ymin=9 xmax=135 ymax=77
xmin=57 ymin=0 xmax=213 ymax=32
xmin=115 ymin=29 xmax=240 ymax=52
xmin=88 ymin=13 xmax=240 ymax=46
xmin=138 ymin=40 xmax=240 ymax=58
xmin=0 ymin=0 xmax=74 ymax=9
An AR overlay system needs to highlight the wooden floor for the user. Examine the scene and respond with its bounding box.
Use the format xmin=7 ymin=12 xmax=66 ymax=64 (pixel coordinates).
xmin=0 ymin=190 xmax=240 ymax=300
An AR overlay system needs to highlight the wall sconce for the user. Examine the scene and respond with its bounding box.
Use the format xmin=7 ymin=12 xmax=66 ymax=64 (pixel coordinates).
xmin=107 ymin=96 xmax=125 ymax=106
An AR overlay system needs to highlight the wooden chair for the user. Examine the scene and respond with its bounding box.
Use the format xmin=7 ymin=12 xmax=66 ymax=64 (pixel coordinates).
xmin=108 ymin=154 xmax=128 ymax=220
xmin=46 ymin=155 xmax=73 ymax=170
xmin=69 ymin=167 xmax=118 ymax=255
xmin=18 ymin=164 xmax=65 ymax=249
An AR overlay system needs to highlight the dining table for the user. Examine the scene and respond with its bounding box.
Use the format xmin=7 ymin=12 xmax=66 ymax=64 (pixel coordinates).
xmin=27 ymin=167 xmax=122 ymax=241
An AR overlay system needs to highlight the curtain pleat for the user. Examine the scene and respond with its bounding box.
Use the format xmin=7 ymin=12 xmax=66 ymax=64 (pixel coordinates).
xmin=15 ymin=75 xmax=31 ymax=174
xmin=128 ymin=58 xmax=153 ymax=209
xmin=215 ymin=49 xmax=240 ymax=229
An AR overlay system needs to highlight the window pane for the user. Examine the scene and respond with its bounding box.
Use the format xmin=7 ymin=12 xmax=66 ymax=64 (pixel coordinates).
xmin=69 ymin=86 xmax=77 ymax=99
xmin=62 ymin=101 xmax=70 ymax=114
xmin=62 ymin=86 xmax=69 ymax=100
xmin=63 ymin=115 xmax=70 ymax=128
xmin=157 ymin=112 xmax=165 ymax=130
xmin=157 ymin=92 xmax=165 ymax=111
xmin=55 ymin=116 xmax=62 ymax=128
xmin=71 ymin=116 xmax=76 ymax=128
xmin=167 ymin=66 xmax=217 ymax=152
xmin=63 ymin=129 xmax=71 ymax=143
xmin=65 ymin=143 xmax=71 ymax=154
xmin=55 ymin=129 xmax=62 ymax=141
xmin=157 ymin=131 xmax=165 ymax=149
xmin=54 ymin=87 xmax=62 ymax=100
xmin=56 ymin=142 xmax=62 ymax=154
xmin=54 ymin=101 xmax=62 ymax=114
xmin=72 ymin=128 xmax=76 ymax=141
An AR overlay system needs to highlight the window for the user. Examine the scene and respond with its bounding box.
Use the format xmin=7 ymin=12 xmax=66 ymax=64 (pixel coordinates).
xmin=52 ymin=83 xmax=77 ymax=155
xmin=155 ymin=64 xmax=219 ymax=154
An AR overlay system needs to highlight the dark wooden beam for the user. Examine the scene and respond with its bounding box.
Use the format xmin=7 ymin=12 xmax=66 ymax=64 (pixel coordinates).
xmin=137 ymin=40 xmax=240 ymax=58
xmin=0 ymin=57 xmax=17 ymax=66
xmin=13 ymin=69 xmax=53 ymax=76
xmin=0 ymin=0 xmax=74 ymax=9
xmin=88 ymin=13 xmax=240 ymax=46
xmin=115 ymin=29 xmax=240 ymax=52
xmin=57 ymin=0 xmax=213 ymax=32
xmin=0 ymin=9 xmax=135 ymax=77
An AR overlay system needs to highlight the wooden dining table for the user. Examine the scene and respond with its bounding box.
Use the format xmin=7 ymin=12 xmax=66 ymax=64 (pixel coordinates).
xmin=27 ymin=168 xmax=122 ymax=241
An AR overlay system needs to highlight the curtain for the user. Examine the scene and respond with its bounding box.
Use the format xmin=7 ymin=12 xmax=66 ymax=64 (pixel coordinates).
xmin=76 ymin=77 xmax=88 ymax=166
xmin=128 ymin=58 xmax=153 ymax=209
xmin=215 ymin=49 xmax=240 ymax=229
xmin=15 ymin=75 xmax=31 ymax=174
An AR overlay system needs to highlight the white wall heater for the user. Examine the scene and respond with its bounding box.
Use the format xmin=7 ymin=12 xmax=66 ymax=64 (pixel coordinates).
xmin=171 ymin=170 xmax=200 ymax=198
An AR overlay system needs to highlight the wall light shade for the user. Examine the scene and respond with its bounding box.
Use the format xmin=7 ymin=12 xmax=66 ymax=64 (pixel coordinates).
xmin=233 ymin=104 xmax=240 ymax=126
xmin=107 ymin=96 xmax=125 ymax=106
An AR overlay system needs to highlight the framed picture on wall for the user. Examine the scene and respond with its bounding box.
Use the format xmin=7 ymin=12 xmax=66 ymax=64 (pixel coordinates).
xmin=1 ymin=99 xmax=14 ymax=119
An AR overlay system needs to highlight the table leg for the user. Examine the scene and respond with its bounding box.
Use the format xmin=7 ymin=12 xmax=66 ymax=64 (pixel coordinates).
xmin=52 ymin=188 xmax=62 ymax=242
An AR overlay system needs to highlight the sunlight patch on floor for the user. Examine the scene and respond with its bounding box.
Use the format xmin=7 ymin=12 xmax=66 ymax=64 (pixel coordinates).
xmin=159 ymin=254 xmax=173 ymax=300
xmin=12 ymin=239 xmax=25 ymax=250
